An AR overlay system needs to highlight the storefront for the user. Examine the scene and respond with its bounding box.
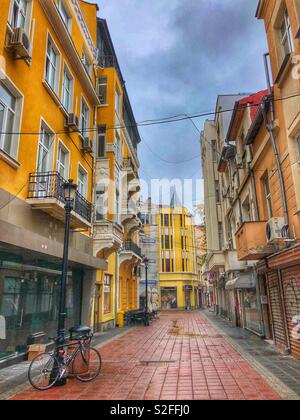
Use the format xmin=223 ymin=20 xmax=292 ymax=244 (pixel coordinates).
xmin=0 ymin=252 xmax=83 ymax=362
xmin=161 ymin=287 xmax=177 ymax=310
xmin=225 ymin=270 xmax=263 ymax=335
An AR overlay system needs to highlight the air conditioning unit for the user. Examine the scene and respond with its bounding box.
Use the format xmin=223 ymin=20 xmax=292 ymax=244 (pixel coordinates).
xmin=66 ymin=113 xmax=79 ymax=131
xmin=7 ymin=27 xmax=31 ymax=59
xmin=266 ymin=217 xmax=285 ymax=242
xmin=81 ymin=137 xmax=93 ymax=153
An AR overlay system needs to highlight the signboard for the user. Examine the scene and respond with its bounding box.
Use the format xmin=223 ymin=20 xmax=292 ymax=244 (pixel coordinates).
xmin=183 ymin=285 xmax=193 ymax=291
xmin=261 ymin=295 xmax=268 ymax=305
xmin=141 ymin=238 xmax=156 ymax=244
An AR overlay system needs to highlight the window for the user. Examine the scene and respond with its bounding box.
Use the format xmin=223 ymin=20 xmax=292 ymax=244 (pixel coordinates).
xmin=263 ymin=175 xmax=273 ymax=219
xmin=80 ymin=97 xmax=90 ymax=136
xmin=0 ymin=82 xmax=16 ymax=157
xmin=296 ymin=136 xmax=300 ymax=160
xmin=98 ymin=77 xmax=107 ymax=105
xmin=57 ymin=142 xmax=69 ymax=179
xmin=115 ymin=86 xmax=121 ymax=121
xmin=211 ymin=140 xmax=217 ymax=161
xmin=61 ymin=66 xmax=73 ymax=112
xmin=96 ymin=189 xmax=105 ymax=221
xmin=10 ymin=0 xmax=27 ymax=29
xmin=37 ymin=123 xmax=54 ymax=172
xmin=58 ymin=0 xmax=72 ymax=31
xmin=215 ymin=180 xmax=221 ymax=203
xmin=104 ymin=274 xmax=112 ymax=314
xmin=115 ymin=168 xmax=120 ymax=222
xmin=45 ymin=37 xmax=60 ymax=93
xmin=78 ymin=165 xmax=88 ymax=198
xmin=97 ymin=126 xmax=106 ymax=158
xmin=280 ymin=10 xmax=294 ymax=57
xmin=115 ymin=130 xmax=121 ymax=163
xmin=82 ymin=50 xmax=92 ymax=76
xmin=165 ymin=236 xmax=170 ymax=249
xmin=164 ymin=214 xmax=169 ymax=227
xmin=218 ymin=222 xmax=224 ymax=250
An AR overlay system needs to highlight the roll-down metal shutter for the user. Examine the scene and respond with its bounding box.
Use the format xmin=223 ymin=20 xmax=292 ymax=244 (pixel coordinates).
xmin=267 ymin=271 xmax=287 ymax=349
xmin=282 ymin=266 xmax=300 ymax=360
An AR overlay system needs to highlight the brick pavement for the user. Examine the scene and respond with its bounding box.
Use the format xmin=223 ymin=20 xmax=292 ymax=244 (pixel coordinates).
xmin=9 ymin=311 xmax=282 ymax=400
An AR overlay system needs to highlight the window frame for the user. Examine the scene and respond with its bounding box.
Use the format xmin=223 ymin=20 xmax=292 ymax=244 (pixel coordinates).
xmin=61 ymin=63 xmax=74 ymax=113
xmin=98 ymin=76 xmax=108 ymax=106
xmin=263 ymin=174 xmax=273 ymax=220
xmin=77 ymin=163 xmax=88 ymax=198
xmin=36 ymin=119 xmax=55 ymax=173
xmin=279 ymin=10 xmax=294 ymax=58
xmin=296 ymin=135 xmax=300 ymax=161
xmin=44 ymin=33 xmax=61 ymax=95
xmin=58 ymin=0 xmax=72 ymax=32
xmin=97 ymin=125 xmax=106 ymax=158
xmin=103 ymin=274 xmax=112 ymax=314
xmin=80 ymin=95 xmax=90 ymax=137
xmin=56 ymin=139 xmax=70 ymax=180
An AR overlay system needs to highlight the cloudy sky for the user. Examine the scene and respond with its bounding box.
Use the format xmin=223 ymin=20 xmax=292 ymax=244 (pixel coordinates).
xmin=96 ymin=0 xmax=268 ymax=209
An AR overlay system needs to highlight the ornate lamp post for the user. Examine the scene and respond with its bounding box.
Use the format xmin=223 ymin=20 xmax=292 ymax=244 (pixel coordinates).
xmin=143 ymin=255 xmax=150 ymax=326
xmin=55 ymin=179 xmax=77 ymax=386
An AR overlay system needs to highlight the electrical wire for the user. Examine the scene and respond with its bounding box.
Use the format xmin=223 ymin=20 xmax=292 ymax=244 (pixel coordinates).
xmin=1 ymin=91 xmax=300 ymax=136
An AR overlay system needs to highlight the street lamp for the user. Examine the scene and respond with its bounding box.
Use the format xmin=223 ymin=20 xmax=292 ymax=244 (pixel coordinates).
xmin=143 ymin=255 xmax=150 ymax=326
xmin=55 ymin=179 xmax=77 ymax=386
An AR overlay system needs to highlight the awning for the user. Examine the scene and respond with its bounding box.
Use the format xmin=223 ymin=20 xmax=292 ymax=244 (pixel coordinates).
xmin=225 ymin=272 xmax=256 ymax=290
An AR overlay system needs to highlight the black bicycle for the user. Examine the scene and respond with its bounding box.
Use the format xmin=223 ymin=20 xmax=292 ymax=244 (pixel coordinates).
xmin=28 ymin=334 xmax=102 ymax=391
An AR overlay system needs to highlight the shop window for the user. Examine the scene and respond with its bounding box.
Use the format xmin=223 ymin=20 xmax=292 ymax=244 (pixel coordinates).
xmin=161 ymin=287 xmax=177 ymax=310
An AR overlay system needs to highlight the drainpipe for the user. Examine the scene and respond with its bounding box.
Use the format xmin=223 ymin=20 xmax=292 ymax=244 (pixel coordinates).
xmin=263 ymin=53 xmax=289 ymax=235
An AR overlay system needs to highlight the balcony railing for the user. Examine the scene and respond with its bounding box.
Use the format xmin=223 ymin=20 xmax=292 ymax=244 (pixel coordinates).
xmin=98 ymin=55 xmax=116 ymax=68
xmin=28 ymin=172 xmax=92 ymax=223
xmin=123 ymin=241 xmax=142 ymax=258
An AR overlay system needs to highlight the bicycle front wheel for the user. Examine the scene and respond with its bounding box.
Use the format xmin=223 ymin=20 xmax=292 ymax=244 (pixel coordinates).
xmin=75 ymin=347 xmax=102 ymax=382
xmin=28 ymin=353 xmax=60 ymax=391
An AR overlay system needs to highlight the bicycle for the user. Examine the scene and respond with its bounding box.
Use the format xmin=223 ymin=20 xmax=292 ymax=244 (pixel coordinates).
xmin=28 ymin=333 xmax=102 ymax=391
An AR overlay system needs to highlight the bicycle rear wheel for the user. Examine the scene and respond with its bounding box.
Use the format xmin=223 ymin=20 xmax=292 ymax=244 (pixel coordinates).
xmin=75 ymin=347 xmax=102 ymax=382
xmin=28 ymin=353 xmax=60 ymax=391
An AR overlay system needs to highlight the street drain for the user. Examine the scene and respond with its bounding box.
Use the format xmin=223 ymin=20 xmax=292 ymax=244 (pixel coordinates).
xmin=139 ymin=360 xmax=177 ymax=366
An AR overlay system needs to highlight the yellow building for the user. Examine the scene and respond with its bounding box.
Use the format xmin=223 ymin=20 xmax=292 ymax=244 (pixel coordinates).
xmin=158 ymin=200 xmax=198 ymax=310
xmin=0 ymin=0 xmax=107 ymax=363
xmin=92 ymin=19 xmax=142 ymax=331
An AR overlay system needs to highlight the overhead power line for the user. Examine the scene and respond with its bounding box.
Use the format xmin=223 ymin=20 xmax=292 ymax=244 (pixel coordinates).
xmin=1 ymin=91 xmax=300 ymax=136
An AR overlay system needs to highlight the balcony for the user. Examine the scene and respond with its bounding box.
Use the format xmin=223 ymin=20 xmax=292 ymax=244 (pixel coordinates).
xmin=93 ymin=220 xmax=124 ymax=259
xmin=122 ymin=157 xmax=136 ymax=181
xmin=206 ymin=251 xmax=226 ymax=272
xmin=224 ymin=249 xmax=248 ymax=272
xmin=120 ymin=240 xmax=143 ymax=265
xmin=27 ymin=172 xmax=92 ymax=229
xmin=235 ymin=221 xmax=277 ymax=261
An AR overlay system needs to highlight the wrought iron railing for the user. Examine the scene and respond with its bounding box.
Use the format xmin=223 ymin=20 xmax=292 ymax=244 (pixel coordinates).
xmin=28 ymin=172 xmax=92 ymax=223
xmin=98 ymin=55 xmax=116 ymax=68
xmin=123 ymin=241 xmax=142 ymax=258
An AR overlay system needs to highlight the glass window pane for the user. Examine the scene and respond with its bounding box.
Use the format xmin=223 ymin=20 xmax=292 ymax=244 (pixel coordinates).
xmin=3 ymin=110 xmax=14 ymax=155
xmin=0 ymin=83 xmax=16 ymax=110
xmin=0 ymin=103 xmax=4 ymax=133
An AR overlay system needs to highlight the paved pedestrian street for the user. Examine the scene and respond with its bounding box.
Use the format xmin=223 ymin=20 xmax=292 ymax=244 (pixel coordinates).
xmin=9 ymin=311 xmax=300 ymax=401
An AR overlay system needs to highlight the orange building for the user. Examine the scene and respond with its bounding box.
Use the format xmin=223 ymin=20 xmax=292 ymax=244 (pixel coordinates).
xmin=220 ymin=0 xmax=300 ymax=359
